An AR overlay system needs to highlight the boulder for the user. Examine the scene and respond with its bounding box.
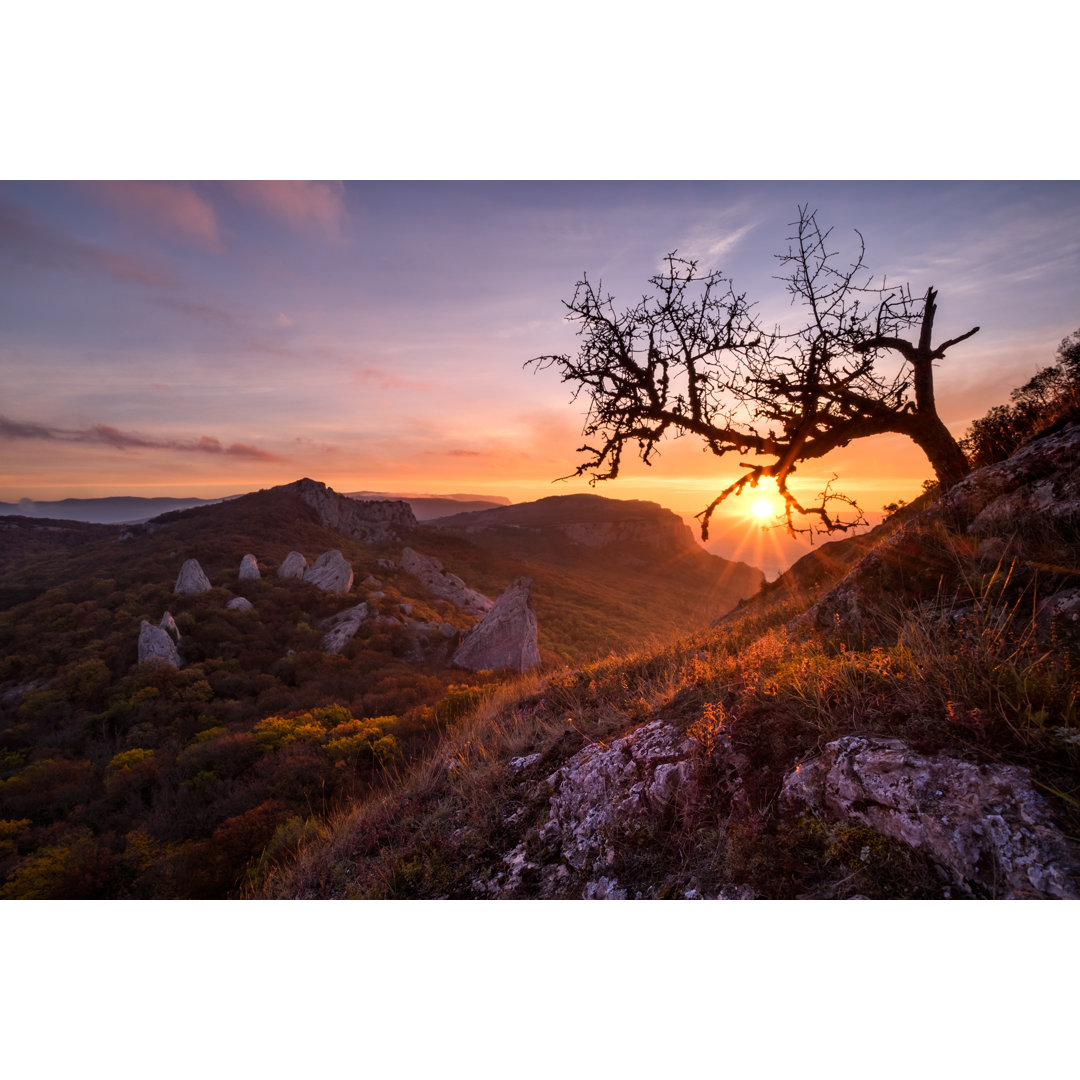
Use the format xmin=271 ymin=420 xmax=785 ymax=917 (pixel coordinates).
xmin=321 ymin=603 xmax=369 ymax=652
xmin=138 ymin=620 xmax=183 ymax=667
xmin=400 ymin=547 xmax=492 ymax=615
xmin=303 ymin=550 xmax=354 ymax=595
xmin=452 ymin=577 xmax=540 ymax=672
xmin=239 ymin=554 xmax=261 ymax=581
xmin=226 ymin=596 xmax=255 ymax=612
xmin=174 ymin=558 xmax=212 ymax=595
xmin=780 ymin=735 xmax=1080 ymax=899
xmin=277 ymin=551 xmax=308 ymax=580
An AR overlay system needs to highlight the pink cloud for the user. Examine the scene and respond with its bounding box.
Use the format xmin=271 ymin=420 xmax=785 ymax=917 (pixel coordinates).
xmin=81 ymin=182 xmax=222 ymax=251
xmin=1 ymin=414 xmax=282 ymax=462
xmin=227 ymin=181 xmax=347 ymax=236
xmin=0 ymin=198 xmax=177 ymax=287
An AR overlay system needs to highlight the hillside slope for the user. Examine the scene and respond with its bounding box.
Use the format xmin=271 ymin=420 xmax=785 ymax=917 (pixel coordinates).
xmin=0 ymin=480 xmax=760 ymax=898
xmin=267 ymin=424 xmax=1080 ymax=900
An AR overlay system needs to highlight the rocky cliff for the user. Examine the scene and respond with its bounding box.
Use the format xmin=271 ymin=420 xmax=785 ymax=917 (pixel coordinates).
xmin=279 ymin=478 xmax=416 ymax=543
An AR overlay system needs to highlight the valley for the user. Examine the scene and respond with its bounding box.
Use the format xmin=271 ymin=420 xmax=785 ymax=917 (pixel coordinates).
xmin=0 ymin=481 xmax=763 ymax=898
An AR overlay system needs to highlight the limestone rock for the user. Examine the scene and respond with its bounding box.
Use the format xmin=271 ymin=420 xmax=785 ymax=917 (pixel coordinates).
xmin=303 ymin=550 xmax=354 ymax=595
xmin=159 ymin=611 xmax=181 ymax=642
xmin=452 ymin=577 xmax=540 ymax=672
xmin=226 ymin=597 xmax=255 ymax=612
xmin=174 ymin=558 xmax=212 ymax=595
xmin=780 ymin=735 xmax=1080 ymax=898
xmin=239 ymin=554 xmax=261 ymax=581
xmin=138 ymin=620 xmax=183 ymax=667
xmin=541 ymin=718 xmax=698 ymax=874
xmin=321 ymin=603 xmax=369 ymax=652
xmin=279 ymin=478 xmax=417 ymax=543
xmin=277 ymin=551 xmax=308 ymax=580
xmin=400 ymin=547 xmax=492 ymax=615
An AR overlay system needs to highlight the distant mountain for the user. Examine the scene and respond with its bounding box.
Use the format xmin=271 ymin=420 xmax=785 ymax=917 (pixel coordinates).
xmin=427 ymin=493 xmax=765 ymax=658
xmin=0 ymin=495 xmax=232 ymax=524
xmin=0 ymin=490 xmax=510 ymax=526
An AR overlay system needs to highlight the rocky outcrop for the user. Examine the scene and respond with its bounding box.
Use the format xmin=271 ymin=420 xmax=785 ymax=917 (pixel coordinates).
xmin=303 ymin=550 xmax=354 ymax=595
xmin=138 ymin=620 xmax=183 ymax=667
xmin=226 ymin=597 xmax=255 ymax=612
xmin=799 ymin=421 xmax=1080 ymax=642
xmin=277 ymin=551 xmax=308 ymax=580
xmin=239 ymin=554 xmax=260 ymax=581
xmin=321 ymin=603 xmax=369 ymax=652
xmin=174 ymin=558 xmax=212 ymax=595
xmin=555 ymin=517 xmax=698 ymax=553
xmin=279 ymin=478 xmax=416 ymax=543
xmin=400 ymin=547 xmax=492 ymax=615
xmin=476 ymin=718 xmax=708 ymax=898
xmin=452 ymin=577 xmax=540 ymax=672
xmin=780 ymin=735 xmax=1080 ymax=899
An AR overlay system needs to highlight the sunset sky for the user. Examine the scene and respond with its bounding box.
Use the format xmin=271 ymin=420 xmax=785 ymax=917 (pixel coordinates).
xmin=2 ymin=180 xmax=1078 ymax=570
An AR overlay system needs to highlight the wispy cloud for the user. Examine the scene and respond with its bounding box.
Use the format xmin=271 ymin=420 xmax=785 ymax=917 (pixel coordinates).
xmin=79 ymin=181 xmax=222 ymax=252
xmin=155 ymin=297 xmax=240 ymax=326
xmin=0 ymin=198 xmax=177 ymax=287
xmin=226 ymin=181 xmax=348 ymax=237
xmin=0 ymin=414 xmax=282 ymax=461
xmin=241 ymin=337 xmax=431 ymax=391
xmin=670 ymin=222 xmax=756 ymax=268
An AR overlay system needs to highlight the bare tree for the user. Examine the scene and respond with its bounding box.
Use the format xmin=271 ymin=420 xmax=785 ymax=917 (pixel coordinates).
xmin=529 ymin=206 xmax=979 ymax=538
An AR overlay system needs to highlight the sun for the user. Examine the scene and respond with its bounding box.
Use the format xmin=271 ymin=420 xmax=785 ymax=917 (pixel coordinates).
xmin=750 ymin=496 xmax=778 ymax=522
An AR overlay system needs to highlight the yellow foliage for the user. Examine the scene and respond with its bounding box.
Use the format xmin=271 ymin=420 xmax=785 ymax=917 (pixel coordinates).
xmin=107 ymin=747 xmax=155 ymax=773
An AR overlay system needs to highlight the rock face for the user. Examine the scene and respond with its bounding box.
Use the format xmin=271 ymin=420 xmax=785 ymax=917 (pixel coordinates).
xmin=780 ymin=735 xmax=1080 ymax=899
xmin=174 ymin=558 xmax=212 ymax=595
xmin=477 ymin=718 xmax=706 ymax=898
xmin=138 ymin=620 xmax=183 ymax=667
xmin=321 ymin=603 xmax=369 ymax=652
xmin=303 ymin=550 xmax=354 ymax=595
xmin=279 ymin=478 xmax=417 ymax=543
xmin=239 ymin=554 xmax=260 ymax=581
xmin=452 ymin=577 xmax=540 ymax=672
xmin=226 ymin=596 xmax=255 ymax=612
xmin=277 ymin=551 xmax=308 ymax=580
xmin=400 ymin=547 xmax=492 ymax=615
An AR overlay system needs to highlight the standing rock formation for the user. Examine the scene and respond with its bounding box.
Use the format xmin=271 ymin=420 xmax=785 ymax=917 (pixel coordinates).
xmin=226 ymin=597 xmax=255 ymax=612
xmin=400 ymin=547 xmax=492 ymax=615
xmin=452 ymin=577 xmax=540 ymax=672
xmin=321 ymin=603 xmax=369 ymax=652
xmin=303 ymin=550 xmax=354 ymax=595
xmin=174 ymin=558 xmax=212 ymax=595
xmin=278 ymin=478 xmax=417 ymax=543
xmin=138 ymin=620 xmax=183 ymax=667
xmin=780 ymin=735 xmax=1080 ymax=899
xmin=239 ymin=554 xmax=261 ymax=581
xmin=277 ymin=551 xmax=308 ymax=580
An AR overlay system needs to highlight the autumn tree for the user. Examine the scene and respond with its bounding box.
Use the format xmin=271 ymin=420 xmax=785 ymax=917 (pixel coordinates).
xmin=530 ymin=206 xmax=979 ymax=537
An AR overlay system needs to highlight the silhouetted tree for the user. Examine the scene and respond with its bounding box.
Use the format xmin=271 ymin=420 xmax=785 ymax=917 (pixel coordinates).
xmin=531 ymin=206 xmax=980 ymax=537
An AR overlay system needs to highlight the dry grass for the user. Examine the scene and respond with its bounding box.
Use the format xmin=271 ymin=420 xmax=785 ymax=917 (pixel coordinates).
xmin=263 ymin=534 xmax=1080 ymax=899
